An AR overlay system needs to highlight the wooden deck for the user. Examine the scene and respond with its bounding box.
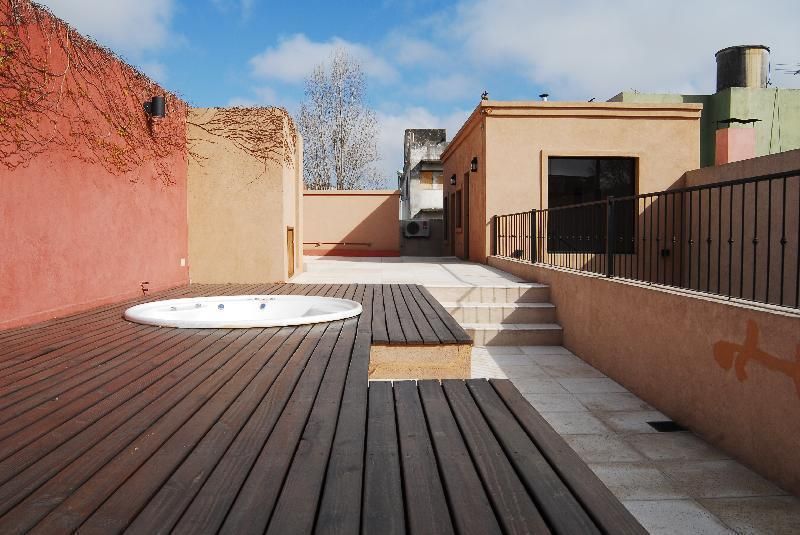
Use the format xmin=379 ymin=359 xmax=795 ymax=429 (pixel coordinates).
xmin=0 ymin=284 xmax=644 ymax=534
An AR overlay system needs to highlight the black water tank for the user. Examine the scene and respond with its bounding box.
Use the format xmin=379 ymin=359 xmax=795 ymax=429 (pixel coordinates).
xmin=715 ymin=45 xmax=769 ymax=92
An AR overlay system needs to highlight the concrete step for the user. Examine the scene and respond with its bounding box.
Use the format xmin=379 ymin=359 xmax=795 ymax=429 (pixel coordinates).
xmin=442 ymin=302 xmax=556 ymax=324
xmin=461 ymin=323 xmax=563 ymax=346
xmin=425 ymin=284 xmax=550 ymax=304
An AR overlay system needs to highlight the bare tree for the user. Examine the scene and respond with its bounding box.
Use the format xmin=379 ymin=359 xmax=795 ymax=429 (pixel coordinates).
xmin=298 ymin=48 xmax=382 ymax=190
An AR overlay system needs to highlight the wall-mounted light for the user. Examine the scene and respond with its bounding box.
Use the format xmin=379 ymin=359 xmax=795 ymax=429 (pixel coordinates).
xmin=470 ymin=157 xmax=478 ymax=172
xmin=143 ymin=95 xmax=166 ymax=118
xmin=450 ymin=174 xmax=457 ymax=186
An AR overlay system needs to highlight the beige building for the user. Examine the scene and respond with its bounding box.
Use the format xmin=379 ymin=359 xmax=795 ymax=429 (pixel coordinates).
xmin=187 ymin=107 xmax=304 ymax=282
xmin=441 ymin=100 xmax=702 ymax=262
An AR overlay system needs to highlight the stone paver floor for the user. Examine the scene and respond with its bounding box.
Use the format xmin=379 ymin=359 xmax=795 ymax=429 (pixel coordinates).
xmin=471 ymin=345 xmax=800 ymax=535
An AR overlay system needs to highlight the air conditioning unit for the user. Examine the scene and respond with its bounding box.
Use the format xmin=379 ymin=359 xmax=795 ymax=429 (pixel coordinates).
xmin=403 ymin=219 xmax=431 ymax=238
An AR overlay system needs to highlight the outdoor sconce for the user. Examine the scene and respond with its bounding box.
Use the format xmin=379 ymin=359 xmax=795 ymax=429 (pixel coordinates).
xmin=450 ymin=174 xmax=457 ymax=186
xmin=470 ymin=157 xmax=478 ymax=172
xmin=143 ymin=95 xmax=166 ymax=118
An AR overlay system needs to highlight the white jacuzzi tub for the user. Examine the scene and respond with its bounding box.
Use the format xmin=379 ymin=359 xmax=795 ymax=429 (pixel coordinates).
xmin=123 ymin=295 xmax=362 ymax=328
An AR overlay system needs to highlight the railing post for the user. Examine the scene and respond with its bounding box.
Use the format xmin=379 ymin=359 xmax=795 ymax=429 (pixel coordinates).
xmin=530 ymin=209 xmax=537 ymax=263
xmin=606 ymin=197 xmax=615 ymax=277
xmin=492 ymin=215 xmax=498 ymax=256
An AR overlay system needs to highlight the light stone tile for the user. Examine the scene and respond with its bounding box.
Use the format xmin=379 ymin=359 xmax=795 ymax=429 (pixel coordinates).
xmin=538 ymin=360 xmax=608 ymax=379
xmin=626 ymin=433 xmax=731 ymax=462
xmin=589 ymin=462 xmax=689 ymax=500
xmin=539 ymin=411 xmax=612 ymax=434
xmin=593 ymin=410 xmax=671 ymax=434
xmin=622 ymin=499 xmax=735 ymax=535
xmin=557 ymin=378 xmax=629 ymax=394
xmin=575 ymin=392 xmax=654 ymax=412
xmin=658 ymin=460 xmax=788 ymax=499
xmin=510 ymin=377 xmax=568 ymax=394
xmin=698 ymin=496 xmax=800 ymax=535
xmin=563 ymin=434 xmax=645 ymax=463
xmin=522 ymin=392 xmax=586 ymax=412
xmin=493 ymin=363 xmax=551 ymax=379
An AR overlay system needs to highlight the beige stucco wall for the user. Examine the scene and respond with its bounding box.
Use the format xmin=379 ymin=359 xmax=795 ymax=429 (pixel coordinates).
xmin=303 ymin=190 xmax=400 ymax=256
xmin=490 ymin=255 xmax=800 ymax=496
xmin=442 ymin=101 xmax=702 ymax=262
xmin=188 ymin=107 xmax=302 ymax=283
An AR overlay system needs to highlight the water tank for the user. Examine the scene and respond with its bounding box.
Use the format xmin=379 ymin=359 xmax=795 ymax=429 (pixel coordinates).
xmin=715 ymin=45 xmax=769 ymax=92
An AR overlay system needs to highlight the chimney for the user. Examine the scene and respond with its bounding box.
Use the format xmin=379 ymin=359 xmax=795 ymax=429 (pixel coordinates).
xmin=539 ymin=93 xmax=549 ymax=102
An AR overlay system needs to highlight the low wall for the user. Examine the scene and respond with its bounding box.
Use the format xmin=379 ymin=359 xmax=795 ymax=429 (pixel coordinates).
xmin=490 ymin=255 xmax=800 ymax=496
xmin=303 ymin=190 xmax=400 ymax=256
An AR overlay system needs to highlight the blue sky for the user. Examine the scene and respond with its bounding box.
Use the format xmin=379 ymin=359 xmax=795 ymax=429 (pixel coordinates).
xmin=40 ymin=0 xmax=800 ymax=187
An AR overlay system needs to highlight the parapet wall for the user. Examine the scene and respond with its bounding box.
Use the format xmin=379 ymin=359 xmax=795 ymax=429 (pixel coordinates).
xmin=490 ymin=255 xmax=800 ymax=496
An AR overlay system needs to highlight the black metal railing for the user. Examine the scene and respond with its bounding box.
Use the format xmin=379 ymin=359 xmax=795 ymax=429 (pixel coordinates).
xmin=494 ymin=169 xmax=800 ymax=308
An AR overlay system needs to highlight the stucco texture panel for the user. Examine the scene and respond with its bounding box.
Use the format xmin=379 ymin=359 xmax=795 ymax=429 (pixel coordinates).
xmin=303 ymin=191 xmax=400 ymax=256
xmin=0 ymin=3 xmax=189 ymax=330
xmin=187 ymin=107 xmax=301 ymax=283
xmin=491 ymin=256 xmax=800 ymax=496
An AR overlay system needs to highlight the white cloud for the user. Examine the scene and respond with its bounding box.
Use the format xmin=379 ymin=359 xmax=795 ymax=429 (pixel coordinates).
xmin=375 ymin=106 xmax=471 ymax=187
xmin=383 ymin=33 xmax=447 ymax=67
xmin=454 ymin=0 xmax=800 ymax=99
xmin=211 ymin=0 xmax=256 ymax=18
xmin=249 ymin=34 xmax=398 ymax=84
xmin=226 ymin=86 xmax=281 ymax=107
xmin=37 ymin=0 xmax=176 ymax=56
xmin=416 ymin=73 xmax=480 ymax=102
xmin=137 ymin=61 xmax=168 ymax=83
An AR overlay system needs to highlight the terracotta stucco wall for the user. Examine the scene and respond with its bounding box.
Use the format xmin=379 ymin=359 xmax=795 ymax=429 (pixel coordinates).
xmin=0 ymin=4 xmax=189 ymax=330
xmin=187 ymin=108 xmax=302 ymax=283
xmin=490 ymin=256 xmax=800 ymax=496
xmin=442 ymin=102 xmax=701 ymax=262
xmin=302 ymin=191 xmax=400 ymax=256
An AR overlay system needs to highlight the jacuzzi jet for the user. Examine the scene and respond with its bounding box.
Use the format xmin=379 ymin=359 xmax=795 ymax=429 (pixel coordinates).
xmin=124 ymin=295 xmax=362 ymax=328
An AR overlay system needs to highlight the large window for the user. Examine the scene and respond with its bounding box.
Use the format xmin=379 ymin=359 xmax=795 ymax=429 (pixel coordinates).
xmin=547 ymin=157 xmax=635 ymax=253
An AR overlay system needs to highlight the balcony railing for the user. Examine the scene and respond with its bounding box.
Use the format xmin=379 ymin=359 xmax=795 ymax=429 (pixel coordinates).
xmin=493 ymin=169 xmax=800 ymax=309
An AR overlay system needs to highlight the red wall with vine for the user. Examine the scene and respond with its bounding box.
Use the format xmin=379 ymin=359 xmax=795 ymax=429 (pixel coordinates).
xmin=1 ymin=2 xmax=189 ymax=329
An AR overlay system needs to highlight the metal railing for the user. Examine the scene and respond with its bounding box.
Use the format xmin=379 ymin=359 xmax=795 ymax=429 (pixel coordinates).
xmin=494 ymin=169 xmax=800 ymax=308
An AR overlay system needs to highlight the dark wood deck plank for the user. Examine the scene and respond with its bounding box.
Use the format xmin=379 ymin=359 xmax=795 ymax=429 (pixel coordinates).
xmin=407 ymin=284 xmax=457 ymax=344
xmin=393 ymin=380 xmax=455 ymax=535
xmin=78 ymin=325 xmax=318 ymax=534
xmin=171 ymin=321 xmax=337 ymax=534
xmin=315 ymin=285 xmax=370 ymax=535
xmin=266 ymin=317 xmax=359 ymax=534
xmin=399 ymin=284 xmax=439 ymax=344
xmin=0 ymin=328 xmax=256 ymax=524
xmin=382 ymin=284 xmax=405 ymax=345
xmin=0 ymin=329 xmax=224 ymax=465
xmin=468 ymin=380 xmax=600 ymax=534
xmin=417 ymin=380 xmax=502 ymax=535
xmin=441 ymin=379 xmax=550 ymax=534
xmin=215 ymin=320 xmax=348 ymax=535
xmin=390 ymin=284 xmax=423 ymax=344
xmin=370 ymin=284 xmax=389 ymax=344
xmin=417 ymin=286 xmax=473 ymax=344
xmin=491 ymin=379 xmax=648 ymax=535
xmin=362 ymin=380 xmax=405 ymax=534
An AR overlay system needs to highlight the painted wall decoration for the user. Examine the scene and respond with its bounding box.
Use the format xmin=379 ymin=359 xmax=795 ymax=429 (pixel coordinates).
xmin=713 ymin=320 xmax=800 ymax=398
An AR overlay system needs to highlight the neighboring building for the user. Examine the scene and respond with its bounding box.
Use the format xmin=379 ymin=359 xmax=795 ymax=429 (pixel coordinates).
xmin=610 ymin=45 xmax=800 ymax=167
xmin=441 ymin=100 xmax=702 ymax=262
xmin=399 ymin=129 xmax=448 ymax=220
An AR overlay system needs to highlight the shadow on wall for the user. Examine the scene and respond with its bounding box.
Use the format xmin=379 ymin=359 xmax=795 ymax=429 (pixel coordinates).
xmin=303 ymin=191 xmax=401 ymax=256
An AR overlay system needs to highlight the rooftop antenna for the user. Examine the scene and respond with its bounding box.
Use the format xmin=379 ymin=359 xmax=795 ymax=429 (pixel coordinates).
xmin=775 ymin=63 xmax=800 ymax=76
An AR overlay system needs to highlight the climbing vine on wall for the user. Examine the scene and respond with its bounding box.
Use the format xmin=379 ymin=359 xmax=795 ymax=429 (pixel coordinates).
xmin=187 ymin=106 xmax=299 ymax=179
xmin=0 ymin=0 xmax=188 ymax=185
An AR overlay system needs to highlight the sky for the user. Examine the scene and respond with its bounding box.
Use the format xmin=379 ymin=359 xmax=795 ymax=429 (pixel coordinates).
xmin=39 ymin=0 xmax=800 ymax=188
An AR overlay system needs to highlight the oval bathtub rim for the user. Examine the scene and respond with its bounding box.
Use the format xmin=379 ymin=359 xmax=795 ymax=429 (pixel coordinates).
xmin=123 ymin=294 xmax=363 ymax=329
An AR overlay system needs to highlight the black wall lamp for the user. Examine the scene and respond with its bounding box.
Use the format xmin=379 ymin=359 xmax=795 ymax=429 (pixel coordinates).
xmin=144 ymin=95 xmax=166 ymax=118
xmin=450 ymin=174 xmax=457 ymax=186
xmin=470 ymin=157 xmax=478 ymax=172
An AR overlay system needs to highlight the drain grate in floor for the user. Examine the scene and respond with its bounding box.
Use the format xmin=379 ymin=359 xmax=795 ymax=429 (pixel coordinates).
xmin=646 ymin=420 xmax=687 ymax=432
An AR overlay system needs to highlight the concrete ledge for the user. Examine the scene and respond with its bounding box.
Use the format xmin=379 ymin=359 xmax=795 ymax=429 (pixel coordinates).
xmin=368 ymin=343 xmax=472 ymax=380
